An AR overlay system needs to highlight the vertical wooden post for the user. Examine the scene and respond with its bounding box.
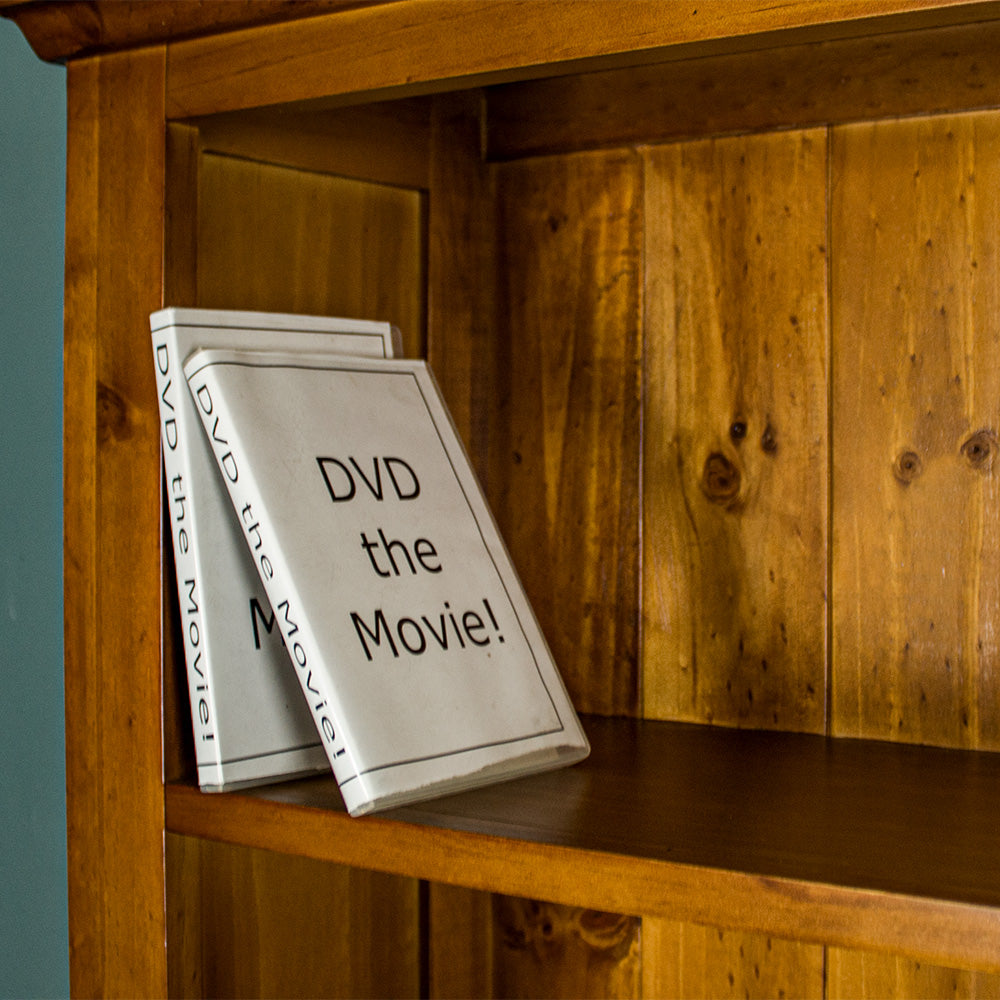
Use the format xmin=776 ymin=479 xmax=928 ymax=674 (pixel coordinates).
xmin=64 ymin=47 xmax=167 ymax=998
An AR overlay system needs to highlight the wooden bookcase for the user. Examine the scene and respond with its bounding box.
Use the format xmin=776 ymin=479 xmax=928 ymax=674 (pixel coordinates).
xmin=8 ymin=0 xmax=1000 ymax=995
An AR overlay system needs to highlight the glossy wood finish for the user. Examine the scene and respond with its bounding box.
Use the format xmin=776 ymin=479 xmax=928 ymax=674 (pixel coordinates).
xmin=158 ymin=111 xmax=427 ymax=996
xmin=168 ymin=715 xmax=1000 ymax=971
xmin=28 ymin=0 xmax=1000 ymax=994
xmin=643 ymin=129 xmax=829 ymax=732
xmin=166 ymin=834 xmax=421 ymax=998
xmin=831 ymin=111 xmax=1000 ymax=749
xmin=485 ymin=16 xmax=1000 ymax=158
xmin=0 ymin=0 xmax=363 ymax=63
xmin=641 ymin=921 xmax=825 ymax=999
xmin=161 ymin=0 xmax=1000 ymax=119
xmin=63 ymin=47 xmax=167 ymax=998
xmin=491 ymin=149 xmax=643 ymax=716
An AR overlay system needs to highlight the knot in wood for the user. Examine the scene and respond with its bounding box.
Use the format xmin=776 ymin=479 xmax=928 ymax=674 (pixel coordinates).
xmin=893 ymin=449 xmax=923 ymax=484
xmin=729 ymin=420 xmax=747 ymax=443
xmin=961 ymin=429 xmax=997 ymax=471
xmin=97 ymin=380 xmax=133 ymax=445
xmin=702 ymin=452 xmax=741 ymax=505
xmin=760 ymin=421 xmax=778 ymax=454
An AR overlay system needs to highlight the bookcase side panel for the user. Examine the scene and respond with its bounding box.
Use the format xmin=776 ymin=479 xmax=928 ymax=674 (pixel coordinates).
xmin=830 ymin=110 xmax=1000 ymax=749
xmin=161 ymin=124 xmax=430 ymax=997
xmin=641 ymin=130 xmax=830 ymax=734
xmin=64 ymin=47 xmax=169 ymax=998
xmin=196 ymin=153 xmax=426 ymax=357
xmin=166 ymin=834 xmax=421 ymax=998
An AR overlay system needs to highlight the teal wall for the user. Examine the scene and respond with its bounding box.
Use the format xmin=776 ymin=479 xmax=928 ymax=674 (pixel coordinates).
xmin=0 ymin=19 xmax=70 ymax=1000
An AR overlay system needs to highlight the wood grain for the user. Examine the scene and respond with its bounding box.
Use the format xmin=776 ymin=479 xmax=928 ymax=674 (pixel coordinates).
xmin=166 ymin=833 xmax=421 ymax=998
xmin=194 ymin=98 xmax=432 ymax=191
xmin=427 ymin=883 xmax=495 ymax=999
xmin=167 ymin=717 xmax=1000 ymax=970
xmin=491 ymin=148 xmax=642 ymax=716
xmin=2 ymin=0 xmax=362 ymax=63
xmin=486 ymin=17 xmax=1000 ymax=159
xmin=831 ymin=111 xmax=1000 ymax=748
xmin=643 ymin=130 xmax=829 ymax=733
xmin=426 ymin=89 xmax=497 ymax=463
xmin=641 ymin=921 xmax=824 ymax=999
xmin=196 ymin=152 xmax=425 ymax=355
xmin=492 ymin=898 xmax=640 ymax=999
xmin=63 ymin=47 xmax=167 ymax=998
xmin=828 ymin=947 xmax=1000 ymax=998
xmin=162 ymin=0 xmax=995 ymax=118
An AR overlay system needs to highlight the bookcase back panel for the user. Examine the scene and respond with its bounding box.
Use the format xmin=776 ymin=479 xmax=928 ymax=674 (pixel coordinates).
xmin=641 ymin=128 xmax=830 ymax=733
xmin=830 ymin=110 xmax=1000 ymax=749
xmin=640 ymin=919 xmax=826 ymax=1000
xmin=827 ymin=946 xmax=1000 ymax=999
xmin=489 ymin=148 xmax=643 ymax=717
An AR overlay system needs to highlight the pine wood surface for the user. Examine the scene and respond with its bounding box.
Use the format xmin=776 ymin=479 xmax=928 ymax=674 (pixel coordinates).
xmin=167 ymin=715 xmax=1000 ymax=971
xmin=38 ymin=0 xmax=1000 ymax=993
xmin=642 ymin=129 xmax=829 ymax=733
xmin=490 ymin=149 xmax=642 ymax=716
xmin=63 ymin=48 xmax=168 ymax=998
xmin=831 ymin=111 xmax=1000 ymax=748
xmin=196 ymin=153 xmax=425 ymax=353
xmin=640 ymin=921 xmax=826 ymax=1000
xmin=426 ymin=90 xmax=497 ymax=470
xmin=161 ymin=0 xmax=999 ymax=119
xmin=827 ymin=948 xmax=1000 ymax=998
xmin=193 ymin=98 xmax=432 ymax=192
xmin=166 ymin=834 xmax=421 ymax=998
xmin=485 ymin=16 xmax=1000 ymax=159
xmin=0 ymin=0 xmax=364 ymax=63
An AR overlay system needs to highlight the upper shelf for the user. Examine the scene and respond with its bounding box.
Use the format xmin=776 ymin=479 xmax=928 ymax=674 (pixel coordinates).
xmin=167 ymin=713 xmax=1000 ymax=972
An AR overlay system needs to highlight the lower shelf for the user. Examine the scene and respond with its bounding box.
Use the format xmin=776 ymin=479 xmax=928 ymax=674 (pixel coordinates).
xmin=166 ymin=714 xmax=1000 ymax=970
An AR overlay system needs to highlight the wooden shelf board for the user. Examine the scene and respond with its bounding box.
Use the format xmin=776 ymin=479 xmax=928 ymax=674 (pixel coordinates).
xmin=166 ymin=715 xmax=1000 ymax=969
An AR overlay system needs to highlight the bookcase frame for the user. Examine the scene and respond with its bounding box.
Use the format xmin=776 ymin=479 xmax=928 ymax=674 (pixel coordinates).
xmin=8 ymin=0 xmax=1000 ymax=995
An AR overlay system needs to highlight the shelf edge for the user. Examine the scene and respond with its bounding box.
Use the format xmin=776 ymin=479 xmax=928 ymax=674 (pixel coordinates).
xmin=166 ymin=781 xmax=1000 ymax=971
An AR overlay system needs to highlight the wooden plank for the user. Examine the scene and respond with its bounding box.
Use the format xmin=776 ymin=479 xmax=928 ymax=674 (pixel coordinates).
xmin=196 ymin=152 xmax=425 ymax=356
xmin=486 ymin=18 xmax=1000 ymax=159
xmin=490 ymin=148 xmax=642 ymax=716
xmin=167 ymin=717 xmax=1000 ymax=971
xmin=428 ymin=887 xmax=641 ymax=1000
xmin=63 ymin=47 xmax=168 ymax=998
xmin=427 ymin=884 xmax=495 ymax=999
xmin=1 ymin=0 xmax=362 ymax=63
xmin=641 ymin=921 xmax=824 ymax=999
xmin=426 ymin=89 xmax=496 ymax=460
xmin=194 ymin=99 xmax=432 ymax=191
xmin=161 ymin=121 xmax=200 ymax=786
xmin=492 ymin=898 xmax=640 ymax=998
xmin=163 ymin=0 xmax=1000 ymax=119
xmin=642 ymin=130 xmax=829 ymax=733
xmin=828 ymin=947 xmax=1000 ymax=998
xmin=831 ymin=111 xmax=1000 ymax=748
xmin=165 ymin=834 xmax=421 ymax=998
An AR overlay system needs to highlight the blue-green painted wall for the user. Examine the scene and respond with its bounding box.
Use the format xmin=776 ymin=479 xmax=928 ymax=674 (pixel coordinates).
xmin=0 ymin=19 xmax=69 ymax=1000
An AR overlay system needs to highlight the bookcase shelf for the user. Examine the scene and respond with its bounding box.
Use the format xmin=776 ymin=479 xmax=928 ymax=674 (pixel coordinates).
xmin=167 ymin=714 xmax=1000 ymax=971
xmin=9 ymin=0 xmax=1000 ymax=994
